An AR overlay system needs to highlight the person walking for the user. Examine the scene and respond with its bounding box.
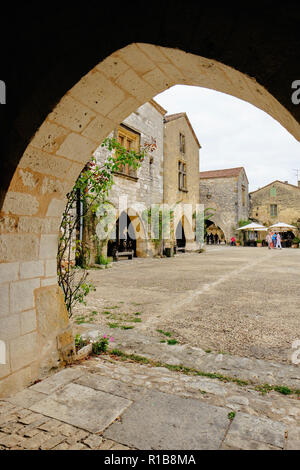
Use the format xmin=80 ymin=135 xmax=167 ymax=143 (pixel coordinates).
xmin=272 ymin=232 xmax=277 ymax=249
xmin=266 ymin=232 xmax=272 ymax=249
xmin=276 ymin=232 xmax=282 ymax=250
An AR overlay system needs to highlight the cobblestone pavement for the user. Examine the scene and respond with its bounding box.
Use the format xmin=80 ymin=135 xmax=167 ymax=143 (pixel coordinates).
xmin=1 ymin=354 xmax=300 ymax=450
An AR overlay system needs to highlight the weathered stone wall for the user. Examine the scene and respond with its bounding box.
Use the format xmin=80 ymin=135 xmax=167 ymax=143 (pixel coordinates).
xmin=92 ymin=101 xmax=165 ymax=259
xmin=250 ymin=181 xmax=300 ymax=228
xmin=237 ymin=170 xmax=250 ymax=223
xmin=199 ymin=170 xmax=249 ymax=241
xmin=163 ymin=115 xmax=200 ymax=249
xmin=94 ymin=101 xmax=164 ymax=211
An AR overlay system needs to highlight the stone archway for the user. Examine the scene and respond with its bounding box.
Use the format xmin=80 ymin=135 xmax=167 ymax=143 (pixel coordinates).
xmin=205 ymin=213 xmax=229 ymax=242
xmin=205 ymin=220 xmax=226 ymax=245
xmin=174 ymin=213 xmax=196 ymax=252
xmin=1 ymin=42 xmax=300 ymax=396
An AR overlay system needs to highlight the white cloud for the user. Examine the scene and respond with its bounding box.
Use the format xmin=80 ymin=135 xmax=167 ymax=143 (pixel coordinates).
xmin=155 ymin=85 xmax=300 ymax=191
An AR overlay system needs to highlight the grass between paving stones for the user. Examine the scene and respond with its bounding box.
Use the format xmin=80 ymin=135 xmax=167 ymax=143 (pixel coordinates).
xmin=228 ymin=412 xmax=236 ymax=420
xmin=103 ymin=307 xmax=144 ymax=329
xmin=107 ymin=349 xmax=300 ymax=397
xmin=107 ymin=322 xmax=120 ymax=328
xmin=107 ymin=322 xmax=135 ymax=330
xmin=167 ymin=339 xmax=178 ymax=345
xmin=156 ymin=329 xmax=172 ymax=337
xmin=109 ymin=349 xmax=248 ymax=386
xmin=156 ymin=329 xmax=178 ymax=345
xmin=254 ymin=383 xmax=300 ymax=396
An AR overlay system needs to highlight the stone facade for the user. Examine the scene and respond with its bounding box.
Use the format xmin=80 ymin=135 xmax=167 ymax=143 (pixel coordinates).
xmin=86 ymin=106 xmax=201 ymax=260
xmin=250 ymin=180 xmax=300 ymax=229
xmin=89 ymin=100 xmax=166 ymax=260
xmin=163 ymin=113 xmax=201 ymax=250
xmin=199 ymin=167 xmax=250 ymax=241
xmin=94 ymin=100 xmax=165 ymax=210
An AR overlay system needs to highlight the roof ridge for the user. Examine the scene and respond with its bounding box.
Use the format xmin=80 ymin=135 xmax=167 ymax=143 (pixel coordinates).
xmin=250 ymin=179 xmax=300 ymax=194
xmin=199 ymin=167 xmax=245 ymax=179
xmin=164 ymin=112 xmax=201 ymax=148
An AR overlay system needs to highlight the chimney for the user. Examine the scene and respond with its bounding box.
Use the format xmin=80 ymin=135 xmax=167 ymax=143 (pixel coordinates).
xmin=284 ymin=181 xmax=288 ymax=184
xmin=298 ymin=181 xmax=300 ymax=188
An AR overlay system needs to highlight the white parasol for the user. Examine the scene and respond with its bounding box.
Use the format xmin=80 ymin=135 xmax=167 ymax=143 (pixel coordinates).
xmin=268 ymin=222 xmax=296 ymax=231
xmin=237 ymin=222 xmax=267 ymax=231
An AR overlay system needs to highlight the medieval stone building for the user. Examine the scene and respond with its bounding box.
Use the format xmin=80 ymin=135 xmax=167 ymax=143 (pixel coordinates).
xmin=250 ymin=180 xmax=300 ymax=228
xmin=163 ymin=113 xmax=201 ymax=251
xmin=86 ymin=99 xmax=166 ymax=261
xmin=199 ymin=167 xmax=249 ymax=242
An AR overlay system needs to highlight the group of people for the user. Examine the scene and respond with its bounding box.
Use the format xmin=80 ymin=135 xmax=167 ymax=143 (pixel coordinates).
xmin=266 ymin=232 xmax=282 ymax=249
xmin=206 ymin=233 xmax=221 ymax=245
xmin=229 ymin=233 xmax=282 ymax=248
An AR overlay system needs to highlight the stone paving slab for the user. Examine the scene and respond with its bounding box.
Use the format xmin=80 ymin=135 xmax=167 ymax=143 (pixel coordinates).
xmin=5 ymin=389 xmax=47 ymax=408
xmin=104 ymin=389 xmax=230 ymax=450
xmin=85 ymin=357 xmax=300 ymax=430
xmin=29 ymin=367 xmax=85 ymax=395
xmin=222 ymin=412 xmax=287 ymax=450
xmin=1 ymin=353 xmax=300 ymax=449
xmin=29 ymin=383 xmax=132 ymax=433
xmin=75 ymin=373 xmax=146 ymax=401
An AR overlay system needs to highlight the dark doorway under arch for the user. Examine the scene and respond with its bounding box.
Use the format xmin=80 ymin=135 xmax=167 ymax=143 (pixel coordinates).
xmin=176 ymin=220 xmax=186 ymax=251
xmin=107 ymin=212 xmax=137 ymax=258
xmin=205 ymin=220 xmax=225 ymax=245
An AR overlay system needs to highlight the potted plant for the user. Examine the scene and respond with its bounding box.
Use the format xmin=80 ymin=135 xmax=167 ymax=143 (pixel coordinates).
xmin=257 ymin=239 xmax=262 ymax=247
xmin=292 ymin=237 xmax=300 ymax=248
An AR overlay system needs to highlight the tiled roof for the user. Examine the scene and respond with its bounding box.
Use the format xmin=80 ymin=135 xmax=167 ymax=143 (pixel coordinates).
xmin=199 ymin=167 xmax=245 ymax=179
xmin=164 ymin=113 xmax=201 ymax=148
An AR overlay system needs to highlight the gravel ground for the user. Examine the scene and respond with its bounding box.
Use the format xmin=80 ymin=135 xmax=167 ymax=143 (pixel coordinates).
xmin=72 ymin=246 xmax=300 ymax=364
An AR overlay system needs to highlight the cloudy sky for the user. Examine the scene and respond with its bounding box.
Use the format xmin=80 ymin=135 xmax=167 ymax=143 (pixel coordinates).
xmin=154 ymin=85 xmax=300 ymax=192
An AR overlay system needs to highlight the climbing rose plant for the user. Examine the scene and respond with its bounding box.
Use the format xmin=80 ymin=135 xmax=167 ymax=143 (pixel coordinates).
xmin=57 ymin=137 xmax=147 ymax=317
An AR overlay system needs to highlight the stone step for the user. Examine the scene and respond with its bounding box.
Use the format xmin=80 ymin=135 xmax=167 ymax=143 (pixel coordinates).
xmin=83 ymin=355 xmax=300 ymax=431
xmin=76 ymin=324 xmax=300 ymax=390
